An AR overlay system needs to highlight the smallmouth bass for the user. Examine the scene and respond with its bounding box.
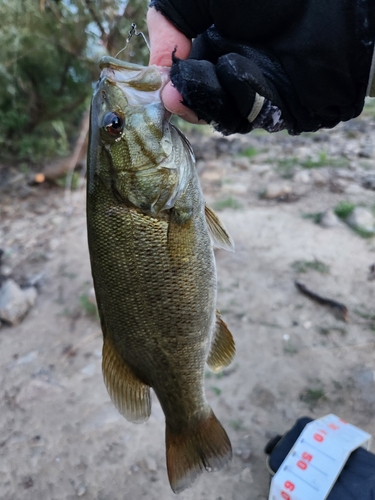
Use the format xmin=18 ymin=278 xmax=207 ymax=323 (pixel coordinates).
xmin=87 ymin=56 xmax=235 ymax=493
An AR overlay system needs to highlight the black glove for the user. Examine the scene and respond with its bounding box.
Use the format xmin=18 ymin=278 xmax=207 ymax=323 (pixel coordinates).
xmin=170 ymin=29 xmax=294 ymax=135
xmin=150 ymin=0 xmax=375 ymax=135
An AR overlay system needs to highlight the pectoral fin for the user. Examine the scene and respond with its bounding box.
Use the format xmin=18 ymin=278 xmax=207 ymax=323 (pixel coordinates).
xmin=205 ymin=205 xmax=235 ymax=251
xmin=102 ymin=340 xmax=151 ymax=423
xmin=207 ymin=313 xmax=236 ymax=373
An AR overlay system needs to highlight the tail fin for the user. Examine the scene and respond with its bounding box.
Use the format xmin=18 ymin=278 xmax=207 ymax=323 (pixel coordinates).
xmin=166 ymin=409 xmax=232 ymax=494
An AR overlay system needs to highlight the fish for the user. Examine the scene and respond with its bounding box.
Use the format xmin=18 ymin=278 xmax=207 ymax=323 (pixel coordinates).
xmin=86 ymin=56 xmax=235 ymax=494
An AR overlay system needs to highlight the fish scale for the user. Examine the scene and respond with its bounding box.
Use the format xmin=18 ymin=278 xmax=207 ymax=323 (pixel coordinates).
xmin=87 ymin=56 xmax=236 ymax=493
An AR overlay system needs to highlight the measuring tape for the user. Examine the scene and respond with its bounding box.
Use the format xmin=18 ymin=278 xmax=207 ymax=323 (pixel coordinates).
xmin=269 ymin=414 xmax=372 ymax=500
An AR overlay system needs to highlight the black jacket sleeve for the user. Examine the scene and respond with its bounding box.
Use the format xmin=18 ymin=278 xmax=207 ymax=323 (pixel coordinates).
xmin=150 ymin=0 xmax=375 ymax=135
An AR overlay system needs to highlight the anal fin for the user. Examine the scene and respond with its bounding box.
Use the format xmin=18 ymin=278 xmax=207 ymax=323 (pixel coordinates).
xmin=205 ymin=205 xmax=235 ymax=252
xmin=207 ymin=312 xmax=236 ymax=373
xmin=102 ymin=340 xmax=151 ymax=423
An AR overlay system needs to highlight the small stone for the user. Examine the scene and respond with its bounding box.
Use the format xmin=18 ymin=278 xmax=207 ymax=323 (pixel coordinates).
xmin=239 ymin=467 xmax=253 ymax=483
xmin=345 ymin=183 xmax=366 ymax=195
xmin=80 ymin=363 xmax=98 ymax=377
xmin=235 ymin=447 xmax=252 ymax=462
xmin=24 ymin=287 xmax=37 ymax=307
xmin=232 ymin=157 xmax=251 ymax=170
xmin=145 ymin=457 xmax=158 ymax=472
xmin=319 ymin=209 xmax=345 ymax=228
xmin=334 ymin=169 xmax=356 ymax=181
xmin=0 ymin=279 xmax=37 ymax=325
xmin=222 ymin=183 xmax=248 ymax=195
xmin=293 ymin=170 xmax=311 ymax=184
xmin=311 ymin=169 xmax=329 ymax=186
xmin=252 ymin=164 xmax=272 ymax=175
xmin=362 ymin=173 xmax=375 ymax=190
xmin=358 ymin=145 xmax=374 ymax=158
xmin=263 ymin=183 xmax=292 ymax=199
xmin=347 ymin=207 xmax=375 ymax=233
xmin=48 ymin=238 xmax=60 ymax=251
xmin=1 ymin=265 xmax=12 ymax=277
xmin=76 ymin=484 xmax=87 ymax=497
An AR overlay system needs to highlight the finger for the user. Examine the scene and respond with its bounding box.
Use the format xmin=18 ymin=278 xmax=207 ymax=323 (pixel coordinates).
xmin=161 ymin=82 xmax=205 ymax=124
xmin=147 ymin=8 xmax=191 ymax=66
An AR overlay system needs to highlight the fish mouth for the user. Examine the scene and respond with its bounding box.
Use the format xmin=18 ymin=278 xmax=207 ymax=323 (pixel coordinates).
xmin=99 ymin=56 xmax=170 ymax=93
xmin=99 ymin=56 xmax=148 ymax=72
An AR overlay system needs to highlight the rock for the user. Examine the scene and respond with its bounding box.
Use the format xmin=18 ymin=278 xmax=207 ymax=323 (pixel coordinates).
xmin=310 ymin=169 xmax=329 ymax=186
xmin=24 ymin=287 xmax=37 ymax=306
xmin=347 ymin=207 xmax=375 ymax=233
xmin=80 ymin=362 xmax=99 ymax=377
xmin=252 ymin=164 xmax=272 ymax=175
xmin=8 ymin=350 xmax=38 ymax=369
xmin=0 ymin=265 xmax=12 ymax=277
xmin=222 ymin=183 xmax=248 ymax=195
xmin=76 ymin=484 xmax=88 ymax=497
xmin=239 ymin=467 xmax=253 ymax=483
xmin=319 ymin=209 xmax=345 ymax=228
xmin=345 ymin=183 xmax=366 ymax=195
xmin=232 ymin=157 xmax=251 ymax=170
xmin=293 ymin=170 xmax=311 ymax=184
xmin=144 ymin=457 xmax=158 ymax=472
xmin=0 ymin=279 xmax=37 ymax=326
xmin=358 ymin=144 xmax=374 ymax=158
xmin=329 ymin=178 xmax=349 ymax=193
xmin=334 ymin=169 xmax=356 ymax=181
xmin=263 ymin=183 xmax=292 ymax=200
xmin=362 ymin=173 xmax=375 ymax=190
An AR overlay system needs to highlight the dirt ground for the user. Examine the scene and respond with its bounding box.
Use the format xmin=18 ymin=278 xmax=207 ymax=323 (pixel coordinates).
xmin=1 ymin=109 xmax=375 ymax=500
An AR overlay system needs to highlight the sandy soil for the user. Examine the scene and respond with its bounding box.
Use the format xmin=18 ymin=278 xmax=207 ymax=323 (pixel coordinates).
xmin=1 ymin=115 xmax=375 ymax=500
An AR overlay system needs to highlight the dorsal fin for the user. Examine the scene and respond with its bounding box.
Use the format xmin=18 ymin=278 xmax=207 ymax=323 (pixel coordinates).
xmin=207 ymin=312 xmax=236 ymax=373
xmin=205 ymin=205 xmax=235 ymax=252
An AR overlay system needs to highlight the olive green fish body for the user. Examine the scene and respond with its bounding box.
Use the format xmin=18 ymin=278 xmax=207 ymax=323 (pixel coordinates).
xmin=87 ymin=57 xmax=235 ymax=493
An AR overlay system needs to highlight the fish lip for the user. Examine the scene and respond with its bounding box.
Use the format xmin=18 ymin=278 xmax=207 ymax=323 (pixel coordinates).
xmin=99 ymin=56 xmax=170 ymax=89
xmin=99 ymin=56 xmax=147 ymax=72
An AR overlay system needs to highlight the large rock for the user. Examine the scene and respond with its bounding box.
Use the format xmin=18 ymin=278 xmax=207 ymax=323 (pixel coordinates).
xmin=0 ymin=279 xmax=37 ymax=326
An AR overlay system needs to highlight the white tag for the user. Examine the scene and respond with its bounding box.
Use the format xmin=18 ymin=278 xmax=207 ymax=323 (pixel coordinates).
xmin=269 ymin=414 xmax=372 ymax=500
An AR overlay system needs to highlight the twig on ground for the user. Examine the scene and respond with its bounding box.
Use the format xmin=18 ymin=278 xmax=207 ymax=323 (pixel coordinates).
xmin=61 ymin=331 xmax=101 ymax=362
xmin=295 ymin=281 xmax=349 ymax=322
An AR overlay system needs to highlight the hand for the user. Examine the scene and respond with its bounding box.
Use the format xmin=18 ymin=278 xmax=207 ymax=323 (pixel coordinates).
xmin=148 ymin=1 xmax=374 ymax=135
xmin=147 ymin=8 xmax=203 ymax=124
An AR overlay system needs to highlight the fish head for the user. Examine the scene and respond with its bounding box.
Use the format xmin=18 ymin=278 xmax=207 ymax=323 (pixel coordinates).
xmin=88 ymin=57 xmax=173 ymax=194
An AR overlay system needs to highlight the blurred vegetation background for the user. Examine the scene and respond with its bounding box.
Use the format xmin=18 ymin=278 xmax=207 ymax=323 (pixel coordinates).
xmin=0 ymin=0 xmax=149 ymax=167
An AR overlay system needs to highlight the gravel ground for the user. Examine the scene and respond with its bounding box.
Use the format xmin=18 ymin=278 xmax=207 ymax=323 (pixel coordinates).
xmin=1 ymin=106 xmax=375 ymax=500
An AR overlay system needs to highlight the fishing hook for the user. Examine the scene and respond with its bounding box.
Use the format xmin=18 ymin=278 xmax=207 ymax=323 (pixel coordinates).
xmin=115 ymin=23 xmax=150 ymax=59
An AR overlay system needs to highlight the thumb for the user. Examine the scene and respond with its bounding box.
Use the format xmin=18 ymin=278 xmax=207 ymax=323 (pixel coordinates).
xmin=147 ymin=8 xmax=191 ymax=66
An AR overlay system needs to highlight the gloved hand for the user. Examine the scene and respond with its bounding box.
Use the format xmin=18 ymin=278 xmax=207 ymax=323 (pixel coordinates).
xmin=169 ymin=28 xmax=292 ymax=135
xmin=149 ymin=0 xmax=375 ymax=135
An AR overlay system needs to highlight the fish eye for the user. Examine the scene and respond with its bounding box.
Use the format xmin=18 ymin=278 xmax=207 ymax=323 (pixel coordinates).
xmin=102 ymin=112 xmax=124 ymax=136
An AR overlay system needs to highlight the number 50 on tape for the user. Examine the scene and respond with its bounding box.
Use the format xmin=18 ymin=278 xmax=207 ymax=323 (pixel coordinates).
xmin=269 ymin=414 xmax=371 ymax=500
